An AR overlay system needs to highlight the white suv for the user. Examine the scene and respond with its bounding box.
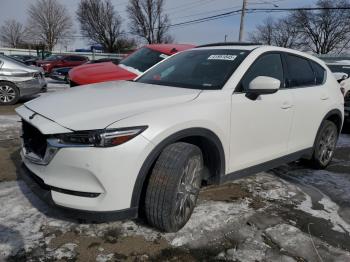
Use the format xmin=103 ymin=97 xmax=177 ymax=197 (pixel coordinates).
xmin=16 ymin=43 xmax=344 ymax=232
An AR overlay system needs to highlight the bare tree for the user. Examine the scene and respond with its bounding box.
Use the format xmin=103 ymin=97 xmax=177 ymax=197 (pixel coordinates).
xmin=115 ymin=38 xmax=137 ymax=52
xmin=26 ymin=0 xmax=73 ymax=51
xmin=249 ymin=16 xmax=301 ymax=48
xmin=249 ymin=17 xmax=274 ymax=45
xmin=77 ymin=0 xmax=124 ymax=52
xmin=127 ymin=0 xmax=172 ymax=44
xmin=292 ymin=0 xmax=350 ymax=54
xmin=0 ymin=20 xmax=27 ymax=48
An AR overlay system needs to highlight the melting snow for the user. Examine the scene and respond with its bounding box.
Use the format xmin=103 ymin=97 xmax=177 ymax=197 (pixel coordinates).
xmin=337 ymin=134 xmax=350 ymax=148
xmin=297 ymin=190 xmax=350 ymax=233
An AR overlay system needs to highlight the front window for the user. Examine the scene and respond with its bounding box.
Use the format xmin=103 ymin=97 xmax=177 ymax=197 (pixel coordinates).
xmin=137 ymin=49 xmax=249 ymax=90
xmin=44 ymin=55 xmax=63 ymax=61
xmin=120 ymin=47 xmax=168 ymax=73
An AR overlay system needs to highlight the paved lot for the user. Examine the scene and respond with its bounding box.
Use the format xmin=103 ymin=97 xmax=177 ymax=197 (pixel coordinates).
xmin=1 ymin=80 xmax=350 ymax=261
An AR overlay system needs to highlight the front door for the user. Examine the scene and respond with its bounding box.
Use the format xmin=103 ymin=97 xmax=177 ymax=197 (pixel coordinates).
xmin=229 ymin=53 xmax=294 ymax=173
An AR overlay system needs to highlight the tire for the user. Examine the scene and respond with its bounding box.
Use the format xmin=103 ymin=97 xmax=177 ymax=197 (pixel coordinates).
xmin=308 ymin=120 xmax=338 ymax=169
xmin=145 ymin=142 xmax=203 ymax=232
xmin=0 ymin=82 xmax=20 ymax=105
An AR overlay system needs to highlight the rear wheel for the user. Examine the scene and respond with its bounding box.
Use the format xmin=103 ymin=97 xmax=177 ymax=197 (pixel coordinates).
xmin=0 ymin=82 xmax=20 ymax=105
xmin=145 ymin=142 xmax=203 ymax=232
xmin=309 ymin=120 xmax=338 ymax=169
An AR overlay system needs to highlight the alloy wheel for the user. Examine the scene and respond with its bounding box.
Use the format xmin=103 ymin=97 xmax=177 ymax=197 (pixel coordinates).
xmin=317 ymin=125 xmax=337 ymax=166
xmin=0 ymin=85 xmax=16 ymax=103
xmin=174 ymin=155 xmax=202 ymax=225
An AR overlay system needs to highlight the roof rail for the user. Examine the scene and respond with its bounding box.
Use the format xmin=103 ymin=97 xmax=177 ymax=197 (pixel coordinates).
xmin=196 ymin=42 xmax=262 ymax=48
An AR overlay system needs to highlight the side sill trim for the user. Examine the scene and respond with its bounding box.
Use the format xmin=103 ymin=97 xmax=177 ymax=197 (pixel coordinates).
xmin=220 ymin=148 xmax=313 ymax=183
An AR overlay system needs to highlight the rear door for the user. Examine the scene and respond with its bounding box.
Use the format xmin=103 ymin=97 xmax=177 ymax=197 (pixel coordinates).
xmin=283 ymin=53 xmax=329 ymax=153
xmin=229 ymin=52 xmax=295 ymax=172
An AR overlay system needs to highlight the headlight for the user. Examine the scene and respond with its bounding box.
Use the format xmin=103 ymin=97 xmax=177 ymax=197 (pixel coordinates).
xmin=55 ymin=126 xmax=147 ymax=147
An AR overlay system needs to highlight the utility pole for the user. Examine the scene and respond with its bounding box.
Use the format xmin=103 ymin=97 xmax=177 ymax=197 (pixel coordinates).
xmin=224 ymin=34 xmax=228 ymax=42
xmin=238 ymin=0 xmax=248 ymax=42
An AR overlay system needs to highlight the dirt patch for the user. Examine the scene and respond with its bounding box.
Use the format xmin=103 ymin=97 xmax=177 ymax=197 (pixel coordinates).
xmin=199 ymin=183 xmax=251 ymax=202
xmin=0 ymin=140 xmax=21 ymax=182
xmin=249 ymin=197 xmax=267 ymax=210
xmin=200 ymin=182 xmax=267 ymax=210
xmin=48 ymin=229 xmax=170 ymax=262
xmin=0 ymin=104 xmax=22 ymax=115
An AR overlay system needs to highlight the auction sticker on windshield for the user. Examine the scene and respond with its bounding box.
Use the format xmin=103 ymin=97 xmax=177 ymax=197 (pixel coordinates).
xmin=208 ymin=55 xmax=237 ymax=61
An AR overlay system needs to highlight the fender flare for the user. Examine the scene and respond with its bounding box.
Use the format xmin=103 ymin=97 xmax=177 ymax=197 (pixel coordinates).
xmin=319 ymin=109 xmax=343 ymax=134
xmin=130 ymin=127 xmax=226 ymax=208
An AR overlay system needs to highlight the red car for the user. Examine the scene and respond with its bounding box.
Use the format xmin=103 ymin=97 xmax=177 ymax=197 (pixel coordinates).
xmin=36 ymin=55 xmax=89 ymax=74
xmin=68 ymin=44 xmax=195 ymax=86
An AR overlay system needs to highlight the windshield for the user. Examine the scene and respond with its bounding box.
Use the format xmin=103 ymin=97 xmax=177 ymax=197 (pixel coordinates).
xmin=44 ymin=55 xmax=63 ymax=61
xmin=137 ymin=49 xmax=249 ymax=90
xmin=120 ymin=47 xmax=168 ymax=72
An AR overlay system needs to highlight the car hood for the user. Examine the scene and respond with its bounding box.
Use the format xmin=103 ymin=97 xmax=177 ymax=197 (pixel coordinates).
xmin=69 ymin=62 xmax=137 ymax=85
xmin=24 ymin=81 xmax=201 ymax=131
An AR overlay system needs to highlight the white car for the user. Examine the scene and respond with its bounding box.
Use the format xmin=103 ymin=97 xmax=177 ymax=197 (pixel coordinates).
xmin=16 ymin=43 xmax=344 ymax=232
xmin=340 ymin=78 xmax=350 ymax=125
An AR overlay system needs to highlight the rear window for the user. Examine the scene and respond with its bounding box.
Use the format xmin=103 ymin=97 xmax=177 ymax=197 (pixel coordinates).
xmin=120 ymin=47 xmax=167 ymax=72
xmin=285 ymin=55 xmax=315 ymax=88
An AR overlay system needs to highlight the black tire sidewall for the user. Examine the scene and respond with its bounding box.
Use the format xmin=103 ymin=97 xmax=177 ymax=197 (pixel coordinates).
xmin=167 ymin=147 xmax=203 ymax=231
xmin=145 ymin=142 xmax=203 ymax=232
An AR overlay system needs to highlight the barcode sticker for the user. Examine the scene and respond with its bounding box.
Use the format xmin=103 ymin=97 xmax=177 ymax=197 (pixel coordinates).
xmin=208 ymin=55 xmax=237 ymax=61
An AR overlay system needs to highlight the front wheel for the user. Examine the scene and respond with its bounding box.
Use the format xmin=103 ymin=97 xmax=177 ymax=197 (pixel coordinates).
xmin=310 ymin=120 xmax=338 ymax=169
xmin=145 ymin=142 xmax=203 ymax=232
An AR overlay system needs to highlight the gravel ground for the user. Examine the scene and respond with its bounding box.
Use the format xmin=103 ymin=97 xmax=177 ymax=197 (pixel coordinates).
xmin=0 ymin=79 xmax=350 ymax=261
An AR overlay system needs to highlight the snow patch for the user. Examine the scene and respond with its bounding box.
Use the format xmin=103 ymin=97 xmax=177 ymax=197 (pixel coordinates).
xmin=96 ymin=253 xmax=114 ymax=262
xmin=166 ymin=199 xmax=253 ymax=247
xmin=337 ymin=134 xmax=350 ymax=148
xmin=297 ymin=191 xmax=350 ymax=233
xmin=0 ymin=181 xmax=73 ymax=258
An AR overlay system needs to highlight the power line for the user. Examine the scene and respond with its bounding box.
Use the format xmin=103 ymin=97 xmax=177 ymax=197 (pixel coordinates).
xmin=169 ymin=6 xmax=350 ymax=29
xmin=60 ymin=6 xmax=350 ymax=39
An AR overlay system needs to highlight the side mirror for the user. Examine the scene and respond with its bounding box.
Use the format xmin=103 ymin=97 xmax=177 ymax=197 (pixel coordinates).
xmin=246 ymin=76 xmax=280 ymax=99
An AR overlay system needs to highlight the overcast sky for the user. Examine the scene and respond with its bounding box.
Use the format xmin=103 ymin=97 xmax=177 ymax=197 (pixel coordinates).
xmin=0 ymin=0 xmax=317 ymax=50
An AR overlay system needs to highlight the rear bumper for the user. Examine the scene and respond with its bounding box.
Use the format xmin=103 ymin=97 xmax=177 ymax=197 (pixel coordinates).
xmin=19 ymin=164 xmax=138 ymax=222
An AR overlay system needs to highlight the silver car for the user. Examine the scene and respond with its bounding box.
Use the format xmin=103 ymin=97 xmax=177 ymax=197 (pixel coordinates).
xmin=0 ymin=55 xmax=47 ymax=105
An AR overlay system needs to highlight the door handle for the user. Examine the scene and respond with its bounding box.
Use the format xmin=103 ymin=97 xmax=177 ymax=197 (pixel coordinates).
xmin=281 ymin=101 xmax=293 ymax=109
xmin=320 ymin=94 xmax=329 ymax=100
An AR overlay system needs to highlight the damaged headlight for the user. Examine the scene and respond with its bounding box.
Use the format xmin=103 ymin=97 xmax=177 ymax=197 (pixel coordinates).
xmin=55 ymin=126 xmax=148 ymax=147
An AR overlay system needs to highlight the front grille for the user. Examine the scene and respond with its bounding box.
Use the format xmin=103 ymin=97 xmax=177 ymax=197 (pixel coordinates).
xmin=22 ymin=120 xmax=47 ymax=159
